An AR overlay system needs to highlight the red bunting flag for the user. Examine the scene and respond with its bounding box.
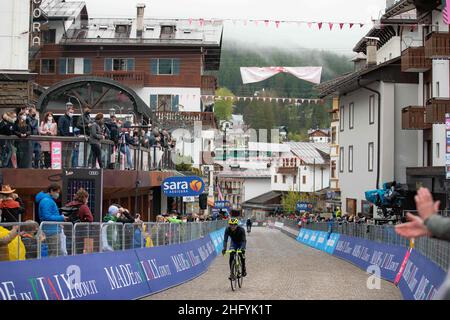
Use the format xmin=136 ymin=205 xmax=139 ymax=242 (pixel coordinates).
xmin=188 ymin=18 xmax=193 ymax=25
xmin=349 ymin=23 xmax=354 ymax=29
xmin=307 ymin=22 xmax=313 ymax=28
xmin=199 ymin=19 xmax=205 ymax=26
xmin=339 ymin=23 xmax=344 ymax=30
xmin=360 ymin=23 xmax=364 ymax=28
xmin=275 ymin=21 xmax=280 ymax=28
xmin=318 ymin=22 xmax=323 ymax=30
xmin=329 ymin=23 xmax=333 ymax=30
xmin=264 ymin=20 xmax=270 ymax=27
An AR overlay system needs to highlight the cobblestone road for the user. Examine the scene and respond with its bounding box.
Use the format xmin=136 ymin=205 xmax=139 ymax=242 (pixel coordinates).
xmin=144 ymin=228 xmax=402 ymax=300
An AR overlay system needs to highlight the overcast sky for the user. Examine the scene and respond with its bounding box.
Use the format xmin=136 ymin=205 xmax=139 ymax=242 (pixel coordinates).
xmin=81 ymin=0 xmax=388 ymax=54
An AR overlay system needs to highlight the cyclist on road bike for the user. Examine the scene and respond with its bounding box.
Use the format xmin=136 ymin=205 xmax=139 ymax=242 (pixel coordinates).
xmin=246 ymin=217 xmax=252 ymax=233
xmin=222 ymin=217 xmax=247 ymax=279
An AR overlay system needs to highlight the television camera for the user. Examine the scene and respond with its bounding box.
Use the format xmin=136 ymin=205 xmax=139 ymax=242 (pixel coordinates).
xmin=365 ymin=181 xmax=408 ymax=222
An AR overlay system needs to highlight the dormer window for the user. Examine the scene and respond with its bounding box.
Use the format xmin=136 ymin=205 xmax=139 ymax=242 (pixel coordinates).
xmin=115 ymin=25 xmax=128 ymax=33
xmin=160 ymin=25 xmax=176 ymax=39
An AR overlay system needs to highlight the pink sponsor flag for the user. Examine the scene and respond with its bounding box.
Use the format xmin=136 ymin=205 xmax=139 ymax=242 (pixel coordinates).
xmin=444 ymin=0 xmax=449 ymax=24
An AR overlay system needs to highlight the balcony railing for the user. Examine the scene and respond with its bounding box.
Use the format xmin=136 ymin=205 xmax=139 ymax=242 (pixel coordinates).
xmin=155 ymin=111 xmax=217 ymax=128
xmin=277 ymin=167 xmax=298 ymax=175
xmin=401 ymin=46 xmax=431 ymax=72
xmin=93 ymin=71 xmax=145 ymax=86
xmin=425 ymin=32 xmax=450 ymax=58
xmin=0 ymin=135 xmax=175 ymax=171
xmin=401 ymin=106 xmax=431 ymax=129
xmin=425 ymin=98 xmax=450 ymax=124
xmin=201 ymin=75 xmax=217 ymax=95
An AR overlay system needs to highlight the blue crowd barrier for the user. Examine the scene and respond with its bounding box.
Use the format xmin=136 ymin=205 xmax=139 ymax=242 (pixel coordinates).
xmin=332 ymin=234 xmax=408 ymax=283
xmin=209 ymin=228 xmax=226 ymax=255
xmin=396 ymin=249 xmax=447 ymax=300
xmin=0 ymin=232 xmax=220 ymax=300
xmin=294 ymin=227 xmax=448 ymax=300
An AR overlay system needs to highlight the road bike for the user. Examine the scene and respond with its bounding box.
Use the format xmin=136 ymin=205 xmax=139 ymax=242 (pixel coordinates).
xmin=225 ymin=249 xmax=244 ymax=291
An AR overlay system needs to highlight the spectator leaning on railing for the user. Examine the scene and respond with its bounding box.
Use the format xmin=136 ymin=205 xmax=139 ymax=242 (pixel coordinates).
xmin=28 ymin=107 xmax=41 ymax=169
xmin=13 ymin=110 xmax=32 ymax=169
xmin=89 ymin=113 xmax=106 ymax=169
xmin=0 ymin=111 xmax=17 ymax=168
xmin=58 ymin=103 xmax=75 ymax=168
xmin=39 ymin=112 xmax=58 ymax=169
xmin=395 ymin=187 xmax=450 ymax=300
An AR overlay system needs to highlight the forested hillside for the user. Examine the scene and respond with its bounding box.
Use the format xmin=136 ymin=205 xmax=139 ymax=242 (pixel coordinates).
xmin=214 ymin=40 xmax=353 ymax=140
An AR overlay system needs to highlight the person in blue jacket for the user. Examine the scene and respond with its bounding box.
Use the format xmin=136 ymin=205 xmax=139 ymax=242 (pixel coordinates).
xmin=35 ymin=184 xmax=68 ymax=257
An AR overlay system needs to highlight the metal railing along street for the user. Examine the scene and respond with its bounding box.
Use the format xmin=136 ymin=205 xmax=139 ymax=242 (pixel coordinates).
xmin=0 ymin=220 xmax=227 ymax=263
xmin=0 ymin=135 xmax=175 ymax=171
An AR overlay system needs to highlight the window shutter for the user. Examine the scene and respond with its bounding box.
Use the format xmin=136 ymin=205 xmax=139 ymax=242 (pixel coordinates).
xmin=105 ymin=58 xmax=112 ymax=71
xmin=151 ymin=59 xmax=158 ymax=75
xmin=150 ymin=95 xmax=158 ymax=111
xmin=59 ymin=58 xmax=67 ymax=74
xmin=173 ymin=59 xmax=180 ymax=75
xmin=172 ymin=95 xmax=179 ymax=112
xmin=127 ymin=58 xmax=135 ymax=71
xmin=83 ymin=58 xmax=92 ymax=74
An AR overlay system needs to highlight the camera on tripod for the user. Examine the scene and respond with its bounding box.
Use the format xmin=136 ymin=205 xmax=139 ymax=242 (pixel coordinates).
xmin=365 ymin=181 xmax=407 ymax=221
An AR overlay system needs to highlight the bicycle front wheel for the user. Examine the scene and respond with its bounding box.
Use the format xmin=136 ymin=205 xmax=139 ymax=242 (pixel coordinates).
xmin=237 ymin=258 xmax=243 ymax=288
xmin=230 ymin=260 xmax=238 ymax=291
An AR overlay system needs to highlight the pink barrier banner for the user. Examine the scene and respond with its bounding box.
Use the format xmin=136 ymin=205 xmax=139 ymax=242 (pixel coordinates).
xmin=395 ymin=248 xmax=412 ymax=285
xmin=51 ymin=142 xmax=62 ymax=169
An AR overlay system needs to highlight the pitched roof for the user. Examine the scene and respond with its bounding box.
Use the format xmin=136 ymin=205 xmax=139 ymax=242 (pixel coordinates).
xmin=315 ymin=57 xmax=401 ymax=98
xmin=285 ymin=142 xmax=330 ymax=165
xmin=242 ymin=191 xmax=284 ymax=206
xmin=218 ymin=170 xmax=271 ymax=179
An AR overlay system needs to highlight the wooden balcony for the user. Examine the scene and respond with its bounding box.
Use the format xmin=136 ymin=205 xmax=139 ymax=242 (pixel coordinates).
xmin=425 ymin=98 xmax=450 ymax=124
xmin=93 ymin=71 xmax=145 ymax=86
xmin=155 ymin=111 xmax=217 ymax=129
xmin=277 ymin=167 xmax=298 ymax=175
xmin=402 ymin=106 xmax=431 ymax=129
xmin=401 ymin=46 xmax=431 ymax=72
xmin=425 ymin=32 xmax=450 ymax=58
xmin=201 ymin=75 xmax=217 ymax=95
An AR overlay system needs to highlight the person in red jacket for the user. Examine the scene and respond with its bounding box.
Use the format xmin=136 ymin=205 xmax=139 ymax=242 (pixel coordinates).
xmin=65 ymin=188 xmax=93 ymax=222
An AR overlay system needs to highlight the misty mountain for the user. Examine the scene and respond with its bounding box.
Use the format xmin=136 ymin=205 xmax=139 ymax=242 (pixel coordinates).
xmin=214 ymin=40 xmax=353 ymax=138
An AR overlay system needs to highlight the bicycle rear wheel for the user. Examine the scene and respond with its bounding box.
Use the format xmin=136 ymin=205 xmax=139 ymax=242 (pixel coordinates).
xmin=230 ymin=260 xmax=238 ymax=291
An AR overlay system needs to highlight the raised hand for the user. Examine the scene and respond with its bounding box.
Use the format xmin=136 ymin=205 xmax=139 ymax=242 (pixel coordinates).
xmin=415 ymin=187 xmax=440 ymax=220
xmin=395 ymin=213 xmax=431 ymax=239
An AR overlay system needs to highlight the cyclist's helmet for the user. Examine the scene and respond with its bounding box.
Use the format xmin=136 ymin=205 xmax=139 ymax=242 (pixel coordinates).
xmin=228 ymin=218 xmax=239 ymax=225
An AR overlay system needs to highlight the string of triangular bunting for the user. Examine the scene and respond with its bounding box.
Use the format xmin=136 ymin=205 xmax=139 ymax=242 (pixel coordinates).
xmin=199 ymin=95 xmax=324 ymax=104
xmin=186 ymin=18 xmax=366 ymax=30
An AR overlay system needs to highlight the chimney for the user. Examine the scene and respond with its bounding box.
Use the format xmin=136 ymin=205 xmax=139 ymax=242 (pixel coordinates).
xmin=365 ymin=37 xmax=379 ymax=66
xmin=136 ymin=4 xmax=146 ymax=37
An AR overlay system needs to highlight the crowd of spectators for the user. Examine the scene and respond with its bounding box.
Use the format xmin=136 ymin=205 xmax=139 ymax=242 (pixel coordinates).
xmin=0 ymin=103 xmax=176 ymax=169
xmin=0 ymin=182 xmax=217 ymax=261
